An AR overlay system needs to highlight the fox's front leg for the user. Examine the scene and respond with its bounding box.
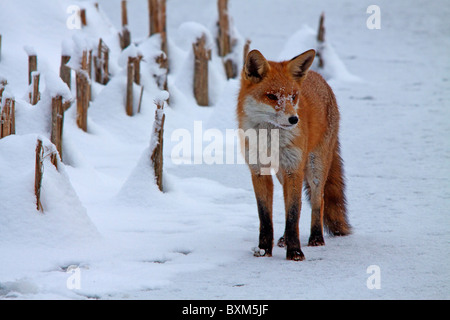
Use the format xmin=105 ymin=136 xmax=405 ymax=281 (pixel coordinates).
xmin=282 ymin=171 xmax=305 ymax=261
xmin=251 ymin=172 xmax=274 ymax=257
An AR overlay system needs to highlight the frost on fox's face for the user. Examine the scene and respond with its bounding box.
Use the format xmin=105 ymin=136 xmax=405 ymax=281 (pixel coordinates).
xmin=240 ymin=49 xmax=315 ymax=130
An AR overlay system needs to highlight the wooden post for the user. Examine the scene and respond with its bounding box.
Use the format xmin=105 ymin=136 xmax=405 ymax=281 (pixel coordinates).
xmin=94 ymin=39 xmax=110 ymax=85
xmin=149 ymin=0 xmax=168 ymax=90
xmin=80 ymin=9 xmax=87 ymax=27
xmin=133 ymin=55 xmax=142 ymax=85
xmin=28 ymin=54 xmax=37 ymax=85
xmin=60 ymin=55 xmax=71 ymax=89
xmin=119 ymin=0 xmax=131 ymax=50
xmin=51 ymin=95 xmax=64 ymax=165
xmin=217 ymin=0 xmax=237 ymax=79
xmin=29 ymin=72 xmax=40 ymax=105
xmin=151 ymin=99 xmax=165 ymax=192
xmin=126 ymin=56 xmax=134 ymax=116
xmin=35 ymin=138 xmax=44 ymax=212
xmin=0 ymin=79 xmax=6 ymax=101
xmin=0 ymin=103 xmax=8 ymax=138
xmin=76 ymin=50 xmax=89 ymax=132
xmin=121 ymin=0 xmax=128 ymax=27
xmin=193 ymin=34 xmax=211 ymax=106
xmin=103 ymin=43 xmax=110 ymax=84
xmin=1 ymin=98 xmax=15 ymax=138
xmin=317 ymin=12 xmax=325 ymax=69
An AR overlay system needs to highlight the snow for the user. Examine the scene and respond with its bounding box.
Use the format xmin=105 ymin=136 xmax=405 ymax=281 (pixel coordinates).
xmin=0 ymin=0 xmax=449 ymax=300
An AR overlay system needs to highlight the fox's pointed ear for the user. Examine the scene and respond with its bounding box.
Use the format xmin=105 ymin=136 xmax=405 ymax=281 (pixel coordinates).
xmin=244 ymin=50 xmax=270 ymax=83
xmin=288 ymin=49 xmax=316 ymax=81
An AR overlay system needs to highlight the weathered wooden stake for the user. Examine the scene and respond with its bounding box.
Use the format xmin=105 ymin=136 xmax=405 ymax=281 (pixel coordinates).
xmin=126 ymin=56 xmax=134 ymax=116
xmin=121 ymin=0 xmax=128 ymax=26
xmin=28 ymin=54 xmax=37 ymax=85
xmin=29 ymin=72 xmax=40 ymax=105
xmin=149 ymin=0 xmax=168 ymax=90
xmin=102 ymin=44 xmax=110 ymax=84
xmin=217 ymin=0 xmax=237 ymax=79
xmin=119 ymin=0 xmax=131 ymax=50
xmin=1 ymin=98 xmax=15 ymax=138
xmin=193 ymin=34 xmax=211 ymax=106
xmin=151 ymin=99 xmax=165 ymax=192
xmin=133 ymin=55 xmax=142 ymax=85
xmin=80 ymin=9 xmax=87 ymax=27
xmin=35 ymin=138 xmax=44 ymax=212
xmin=60 ymin=55 xmax=71 ymax=89
xmin=51 ymin=95 xmax=64 ymax=165
xmin=0 ymin=79 xmax=6 ymax=100
xmin=76 ymin=50 xmax=89 ymax=131
xmin=317 ymin=12 xmax=325 ymax=69
xmin=94 ymin=39 xmax=110 ymax=85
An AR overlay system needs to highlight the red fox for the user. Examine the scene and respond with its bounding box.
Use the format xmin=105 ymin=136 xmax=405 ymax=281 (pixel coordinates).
xmin=237 ymin=49 xmax=351 ymax=261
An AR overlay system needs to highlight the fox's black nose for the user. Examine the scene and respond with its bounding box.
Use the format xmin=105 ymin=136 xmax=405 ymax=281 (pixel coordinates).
xmin=288 ymin=116 xmax=299 ymax=125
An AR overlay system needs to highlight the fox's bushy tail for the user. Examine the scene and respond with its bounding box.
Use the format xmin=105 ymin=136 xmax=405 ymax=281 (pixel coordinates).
xmin=323 ymin=142 xmax=351 ymax=235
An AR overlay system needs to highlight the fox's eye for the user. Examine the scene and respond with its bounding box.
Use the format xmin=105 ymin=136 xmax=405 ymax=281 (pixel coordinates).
xmin=292 ymin=94 xmax=297 ymax=101
xmin=267 ymin=94 xmax=278 ymax=101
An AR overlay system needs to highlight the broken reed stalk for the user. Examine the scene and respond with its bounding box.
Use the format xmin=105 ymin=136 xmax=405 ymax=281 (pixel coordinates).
xmin=126 ymin=56 xmax=134 ymax=116
xmin=119 ymin=0 xmax=131 ymax=50
xmin=60 ymin=55 xmax=71 ymax=89
xmin=76 ymin=50 xmax=89 ymax=132
xmin=149 ymin=0 xmax=168 ymax=90
xmin=94 ymin=39 xmax=110 ymax=85
xmin=87 ymin=49 xmax=93 ymax=101
xmin=193 ymin=34 xmax=211 ymax=106
xmin=151 ymin=99 xmax=165 ymax=192
xmin=50 ymin=95 xmax=64 ymax=166
xmin=28 ymin=54 xmax=37 ymax=85
xmin=0 ymin=98 xmax=15 ymax=138
xmin=317 ymin=12 xmax=325 ymax=69
xmin=35 ymin=138 xmax=44 ymax=212
xmin=217 ymin=0 xmax=237 ymax=79
xmin=10 ymin=99 xmax=15 ymax=135
xmin=30 ymin=72 xmax=40 ymax=105
xmin=137 ymin=86 xmax=144 ymax=114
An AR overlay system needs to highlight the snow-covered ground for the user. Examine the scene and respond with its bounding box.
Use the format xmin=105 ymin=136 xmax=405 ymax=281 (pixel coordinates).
xmin=0 ymin=0 xmax=449 ymax=299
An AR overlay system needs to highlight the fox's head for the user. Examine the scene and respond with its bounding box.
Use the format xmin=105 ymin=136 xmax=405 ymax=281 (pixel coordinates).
xmin=239 ymin=49 xmax=315 ymax=130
